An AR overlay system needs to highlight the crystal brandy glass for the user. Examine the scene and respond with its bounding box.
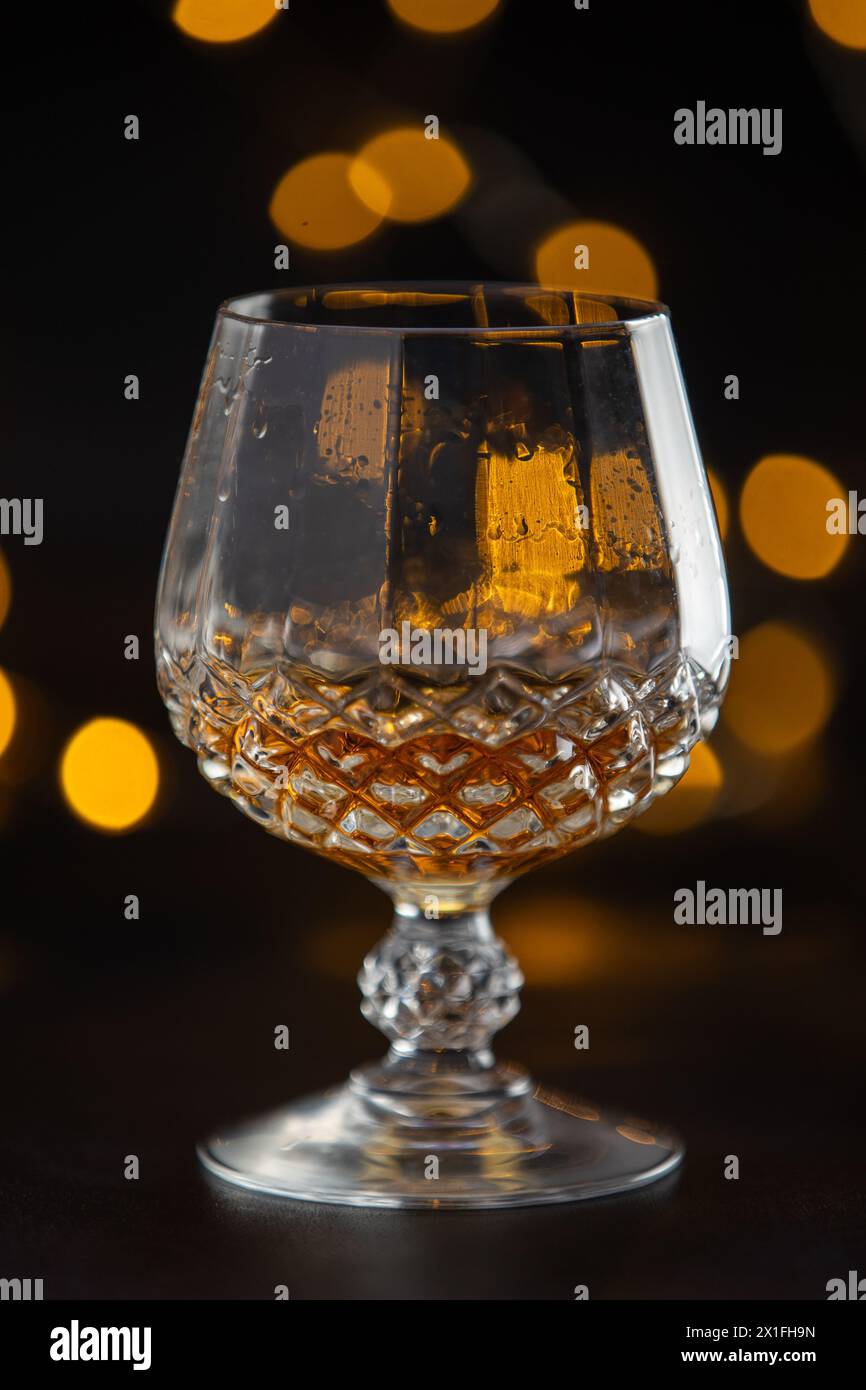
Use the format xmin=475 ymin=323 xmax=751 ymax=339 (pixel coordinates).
xmin=156 ymin=283 xmax=730 ymax=1208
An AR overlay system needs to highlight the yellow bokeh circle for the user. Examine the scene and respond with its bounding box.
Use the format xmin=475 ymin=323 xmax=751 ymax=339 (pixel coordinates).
xmin=0 ymin=669 xmax=16 ymax=757
xmin=269 ymin=153 xmax=389 ymax=251
xmin=0 ymin=548 xmax=10 ymax=630
xmin=740 ymin=453 xmax=848 ymax=579
xmin=706 ymin=467 xmax=729 ymax=540
xmin=724 ymin=622 xmax=834 ymax=756
xmin=350 ymin=128 xmax=471 ymax=223
xmin=636 ymin=741 xmax=723 ymax=835
xmin=387 ymin=0 xmax=500 ymax=33
xmin=809 ymin=0 xmax=866 ymax=49
xmin=61 ymin=718 xmax=160 ymax=832
xmin=173 ymin=0 xmax=279 ymax=44
xmin=534 ymin=221 xmax=658 ymax=299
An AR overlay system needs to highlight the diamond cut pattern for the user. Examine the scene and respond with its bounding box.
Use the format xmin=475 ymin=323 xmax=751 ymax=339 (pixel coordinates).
xmin=359 ymin=930 xmax=524 ymax=1049
xmin=158 ymin=651 xmax=718 ymax=884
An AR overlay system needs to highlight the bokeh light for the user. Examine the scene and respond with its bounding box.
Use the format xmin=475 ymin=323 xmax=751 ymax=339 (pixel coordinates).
xmin=0 ymin=674 xmax=53 ymax=788
xmin=635 ymin=741 xmax=723 ymax=835
xmin=746 ymin=742 xmax=827 ymax=830
xmin=706 ymin=467 xmax=729 ymax=540
xmin=525 ymin=292 xmax=571 ymax=325
xmin=534 ymin=221 xmax=658 ymax=298
xmin=387 ymin=0 xmax=500 ymax=33
xmin=499 ymin=915 xmax=594 ymax=983
xmin=60 ymin=718 xmax=159 ymax=832
xmin=715 ymin=725 xmax=827 ymax=825
xmin=172 ymin=0 xmax=279 ymax=44
xmin=808 ymin=0 xmax=866 ymax=49
xmin=723 ymin=622 xmax=834 ymax=756
xmin=740 ymin=453 xmax=848 ymax=579
xmin=495 ymin=892 xmax=723 ymax=995
xmin=269 ymin=153 xmax=388 ymax=250
xmin=350 ymin=128 xmax=471 ymax=223
xmin=0 ymin=669 xmax=16 ymax=757
xmin=0 ymin=548 xmax=10 ymax=629
xmin=497 ymin=895 xmax=627 ymax=984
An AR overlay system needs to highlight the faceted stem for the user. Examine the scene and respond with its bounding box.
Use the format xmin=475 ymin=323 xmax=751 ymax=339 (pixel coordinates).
xmin=357 ymin=898 xmax=524 ymax=1063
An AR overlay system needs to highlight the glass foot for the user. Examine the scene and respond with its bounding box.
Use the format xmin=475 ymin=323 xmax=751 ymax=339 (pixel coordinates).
xmin=197 ymin=1054 xmax=683 ymax=1209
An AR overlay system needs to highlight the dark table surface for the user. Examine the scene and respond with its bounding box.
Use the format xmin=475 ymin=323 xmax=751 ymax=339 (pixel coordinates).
xmin=2 ymin=812 xmax=863 ymax=1303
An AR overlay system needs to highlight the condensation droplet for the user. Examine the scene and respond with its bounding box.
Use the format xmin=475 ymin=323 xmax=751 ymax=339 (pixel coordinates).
xmin=252 ymin=401 xmax=268 ymax=439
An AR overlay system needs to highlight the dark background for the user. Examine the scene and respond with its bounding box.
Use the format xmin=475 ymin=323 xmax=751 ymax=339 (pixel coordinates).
xmin=1 ymin=0 xmax=864 ymax=1299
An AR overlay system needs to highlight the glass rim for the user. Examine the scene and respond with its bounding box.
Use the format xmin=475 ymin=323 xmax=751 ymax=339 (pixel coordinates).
xmin=217 ymin=282 xmax=670 ymax=335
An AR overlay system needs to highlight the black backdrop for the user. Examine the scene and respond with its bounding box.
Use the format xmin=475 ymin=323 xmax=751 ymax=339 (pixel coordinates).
xmin=1 ymin=0 xmax=865 ymax=1300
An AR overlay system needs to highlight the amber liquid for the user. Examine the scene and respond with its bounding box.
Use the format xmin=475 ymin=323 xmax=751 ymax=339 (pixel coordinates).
xmin=160 ymin=653 xmax=702 ymax=888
